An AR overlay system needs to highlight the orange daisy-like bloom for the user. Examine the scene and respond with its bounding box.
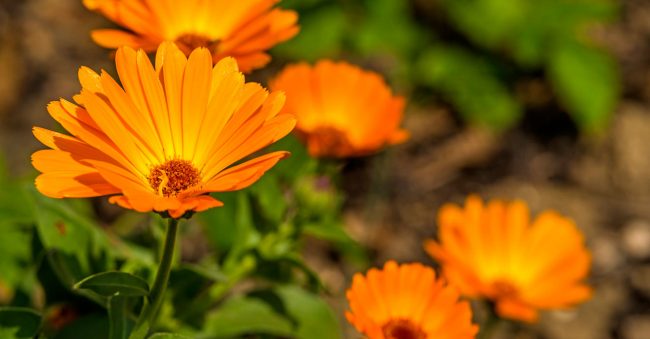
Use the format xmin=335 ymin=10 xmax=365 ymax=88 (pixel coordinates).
xmin=32 ymin=42 xmax=295 ymax=218
xmin=424 ymin=196 xmax=592 ymax=323
xmin=346 ymin=261 xmax=478 ymax=339
xmin=83 ymin=0 xmax=299 ymax=73
xmin=269 ymin=60 xmax=409 ymax=158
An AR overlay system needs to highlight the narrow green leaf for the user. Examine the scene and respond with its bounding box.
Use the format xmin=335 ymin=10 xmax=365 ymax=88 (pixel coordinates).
xmin=0 ymin=307 xmax=41 ymax=339
xmin=75 ymin=271 xmax=149 ymax=297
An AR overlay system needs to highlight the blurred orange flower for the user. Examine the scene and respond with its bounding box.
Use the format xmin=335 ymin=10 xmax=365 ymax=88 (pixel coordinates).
xmin=270 ymin=60 xmax=409 ymax=158
xmin=32 ymin=42 xmax=295 ymax=218
xmin=424 ymin=195 xmax=592 ymax=323
xmin=346 ymin=261 xmax=478 ymax=339
xmin=83 ymin=0 xmax=299 ymax=72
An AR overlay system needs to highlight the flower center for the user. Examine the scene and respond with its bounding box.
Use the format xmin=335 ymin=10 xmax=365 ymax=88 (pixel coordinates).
xmin=148 ymin=159 xmax=200 ymax=197
xmin=302 ymin=127 xmax=353 ymax=156
xmin=382 ymin=319 xmax=426 ymax=339
xmin=492 ymin=279 xmax=518 ymax=299
xmin=175 ymin=33 xmax=219 ymax=55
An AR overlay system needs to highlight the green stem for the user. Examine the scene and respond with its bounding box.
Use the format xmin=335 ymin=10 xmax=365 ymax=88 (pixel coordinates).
xmin=129 ymin=218 xmax=180 ymax=339
xmin=478 ymin=303 xmax=501 ymax=339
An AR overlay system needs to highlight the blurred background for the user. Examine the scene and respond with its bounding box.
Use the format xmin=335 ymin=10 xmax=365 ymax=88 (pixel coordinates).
xmin=0 ymin=0 xmax=649 ymax=338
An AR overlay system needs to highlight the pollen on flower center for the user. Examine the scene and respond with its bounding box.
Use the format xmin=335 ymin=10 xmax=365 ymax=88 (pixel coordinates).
xmin=382 ymin=319 xmax=426 ymax=339
xmin=175 ymin=33 xmax=219 ymax=54
xmin=148 ymin=159 xmax=200 ymax=197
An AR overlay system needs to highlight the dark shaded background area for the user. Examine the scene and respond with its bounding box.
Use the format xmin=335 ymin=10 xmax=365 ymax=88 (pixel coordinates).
xmin=1 ymin=0 xmax=649 ymax=338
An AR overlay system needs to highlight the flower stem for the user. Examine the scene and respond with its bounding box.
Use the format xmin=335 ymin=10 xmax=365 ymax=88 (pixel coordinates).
xmin=478 ymin=303 xmax=501 ymax=339
xmin=129 ymin=218 xmax=179 ymax=339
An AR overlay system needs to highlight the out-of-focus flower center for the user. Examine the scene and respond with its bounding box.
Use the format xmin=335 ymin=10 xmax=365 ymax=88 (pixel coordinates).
xmin=175 ymin=33 xmax=219 ymax=55
xmin=382 ymin=319 xmax=426 ymax=339
xmin=303 ymin=126 xmax=352 ymax=156
xmin=148 ymin=159 xmax=200 ymax=197
xmin=492 ymin=279 xmax=519 ymax=299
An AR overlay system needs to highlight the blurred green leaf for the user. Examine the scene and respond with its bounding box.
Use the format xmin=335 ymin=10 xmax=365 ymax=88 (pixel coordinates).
xmin=0 ymin=328 xmax=19 ymax=339
xmin=417 ymin=47 xmax=522 ymax=130
xmin=75 ymin=271 xmax=150 ymax=298
xmin=275 ymin=286 xmax=341 ymax=339
xmin=356 ymin=0 xmax=425 ymax=58
xmin=148 ymin=334 xmax=191 ymax=339
xmin=249 ymin=173 xmax=287 ymax=224
xmin=52 ymin=314 xmax=109 ymax=339
xmin=267 ymin=135 xmax=316 ymax=183
xmin=0 ymin=157 xmax=32 ymax=224
xmin=442 ymin=0 xmax=527 ymax=48
xmin=203 ymin=286 xmax=340 ymax=339
xmin=549 ymin=40 xmax=619 ymax=132
xmin=0 ymin=221 xmax=32 ymax=287
xmin=31 ymin=189 xmax=113 ymax=278
xmin=303 ymin=222 xmax=367 ymax=266
xmin=510 ymin=0 xmax=617 ymax=66
xmin=0 ymin=307 xmax=41 ymax=339
xmin=272 ymin=5 xmax=347 ymax=61
xmin=281 ymin=0 xmax=326 ymax=10
xmin=203 ymin=294 xmax=293 ymax=337
xmin=200 ymin=191 xmax=259 ymax=262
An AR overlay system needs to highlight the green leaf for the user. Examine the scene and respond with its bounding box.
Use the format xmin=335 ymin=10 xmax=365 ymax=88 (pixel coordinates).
xmin=203 ymin=287 xmax=341 ymax=339
xmin=416 ymin=46 xmax=522 ymax=130
xmin=272 ymin=5 xmax=347 ymax=61
xmin=0 ymin=221 xmax=32 ymax=287
xmin=442 ymin=0 xmax=527 ymax=48
xmin=275 ymin=286 xmax=342 ymax=339
xmin=356 ymin=0 xmax=426 ymax=58
xmin=265 ymin=135 xmax=317 ymax=183
xmin=0 ymin=307 xmax=41 ymax=339
xmin=203 ymin=295 xmax=293 ymax=337
xmin=75 ymin=271 xmax=149 ymax=298
xmin=30 ymin=189 xmax=113 ymax=283
xmin=509 ymin=0 xmax=617 ymax=66
xmin=0 ymin=328 xmax=19 ymax=339
xmin=0 ymin=159 xmax=32 ymax=224
xmin=200 ymin=191 xmax=257 ymax=257
xmin=52 ymin=314 xmax=109 ymax=339
xmin=249 ymin=174 xmax=287 ymax=224
xmin=303 ymin=223 xmax=368 ymax=266
xmin=148 ymin=334 xmax=192 ymax=339
xmin=549 ymin=39 xmax=619 ymax=133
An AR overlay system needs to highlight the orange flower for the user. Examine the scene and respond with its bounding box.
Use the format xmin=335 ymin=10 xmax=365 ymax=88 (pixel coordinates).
xmin=32 ymin=42 xmax=295 ymax=218
xmin=424 ymin=196 xmax=592 ymax=323
xmin=346 ymin=261 xmax=478 ymax=339
xmin=270 ymin=61 xmax=409 ymax=158
xmin=83 ymin=0 xmax=299 ymax=73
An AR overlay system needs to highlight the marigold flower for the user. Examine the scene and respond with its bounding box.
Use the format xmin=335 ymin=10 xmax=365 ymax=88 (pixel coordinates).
xmin=269 ymin=61 xmax=409 ymax=158
xmin=346 ymin=261 xmax=478 ymax=339
xmin=83 ymin=0 xmax=299 ymax=73
xmin=424 ymin=195 xmax=592 ymax=323
xmin=32 ymin=42 xmax=296 ymax=218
